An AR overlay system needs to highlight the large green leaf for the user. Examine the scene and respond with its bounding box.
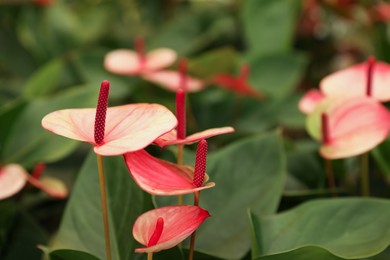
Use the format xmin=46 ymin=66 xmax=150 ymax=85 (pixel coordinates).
xmin=249 ymin=52 xmax=308 ymax=100
xmin=50 ymin=152 xmax=153 ymax=260
xmin=250 ymin=198 xmax=390 ymax=259
xmin=49 ymin=249 xmax=100 ymax=260
xmin=255 ymin=246 xmax=343 ymax=260
xmin=158 ymin=131 xmax=286 ymax=259
xmin=1 ymin=209 xmax=48 ymax=260
xmin=188 ymin=46 xmax=238 ymax=79
xmin=242 ymin=0 xmax=301 ymax=57
xmin=23 ymin=59 xmax=64 ymax=99
xmin=1 ymin=86 xmax=97 ymax=167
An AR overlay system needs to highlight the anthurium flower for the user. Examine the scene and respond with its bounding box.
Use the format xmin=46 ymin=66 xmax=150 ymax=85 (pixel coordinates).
xmin=153 ymin=127 xmax=234 ymax=148
xmin=133 ymin=205 xmax=210 ymax=253
xmin=42 ymin=81 xmax=177 ymax=156
xmin=307 ymin=97 xmax=390 ymax=159
xmin=298 ymin=89 xmax=325 ymax=114
xmin=0 ymin=163 xmax=67 ymax=200
xmin=213 ymin=64 xmax=265 ymax=99
xmin=124 ymin=149 xmax=215 ymax=195
xmin=0 ymin=164 xmax=27 ymax=200
xmin=320 ymin=58 xmax=390 ymax=101
xmin=142 ymin=70 xmax=204 ymax=93
xmin=104 ymin=38 xmax=177 ymax=76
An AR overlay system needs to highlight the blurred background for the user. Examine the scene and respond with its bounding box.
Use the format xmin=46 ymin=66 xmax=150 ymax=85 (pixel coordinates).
xmin=1 ymin=0 xmax=390 ymax=259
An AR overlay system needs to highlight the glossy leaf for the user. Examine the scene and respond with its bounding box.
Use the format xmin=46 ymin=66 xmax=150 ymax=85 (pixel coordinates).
xmin=249 ymin=52 xmax=308 ymax=99
xmin=1 ymin=86 xmax=97 ymax=167
xmin=50 ymin=151 xmax=153 ymax=260
xmin=242 ymin=0 xmax=300 ymax=57
xmin=49 ymin=249 xmax=100 ymax=260
xmin=23 ymin=59 xmax=64 ymax=99
xmin=250 ymin=198 xmax=390 ymax=259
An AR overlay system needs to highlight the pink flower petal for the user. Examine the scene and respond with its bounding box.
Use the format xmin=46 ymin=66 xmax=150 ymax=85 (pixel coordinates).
xmin=143 ymin=71 xmax=205 ymax=92
xmin=104 ymin=49 xmax=142 ymax=75
xmin=213 ymin=75 xmax=264 ymax=98
xmin=145 ymin=48 xmax=177 ymax=71
xmin=133 ymin=205 xmax=210 ymax=253
xmin=26 ymin=175 xmax=68 ymax=199
xmin=320 ymin=97 xmax=390 ymax=159
xmin=124 ymin=149 xmax=215 ymax=195
xmin=42 ymin=104 xmax=177 ymax=156
xmin=154 ymin=127 xmax=235 ymax=148
xmin=320 ymin=60 xmax=390 ymax=101
xmin=0 ymin=164 xmax=27 ymax=200
xmin=298 ymin=89 xmax=325 ymax=114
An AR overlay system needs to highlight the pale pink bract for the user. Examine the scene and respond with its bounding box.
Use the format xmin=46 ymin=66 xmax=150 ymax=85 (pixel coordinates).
xmin=133 ymin=205 xmax=210 ymax=253
xmin=42 ymin=103 xmax=177 ymax=156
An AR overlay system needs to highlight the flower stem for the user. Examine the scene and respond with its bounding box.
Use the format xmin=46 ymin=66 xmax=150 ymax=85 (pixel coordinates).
xmin=188 ymin=191 xmax=200 ymax=260
xmin=325 ymin=159 xmax=337 ymax=196
xmin=360 ymin=152 xmax=370 ymax=196
xmin=177 ymin=144 xmax=184 ymax=205
xmin=147 ymin=252 xmax=153 ymax=260
xmin=96 ymin=154 xmax=112 ymax=260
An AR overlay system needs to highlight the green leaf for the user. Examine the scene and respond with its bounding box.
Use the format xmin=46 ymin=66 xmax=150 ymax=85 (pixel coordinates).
xmin=50 ymin=152 xmax=153 ymax=260
xmin=249 ymin=52 xmax=308 ymax=100
xmin=0 ymin=99 xmax=27 ymax=156
xmin=23 ymin=59 xmax=64 ymax=99
xmin=188 ymin=46 xmax=238 ymax=79
xmin=1 ymin=210 xmax=48 ymax=260
xmin=158 ymin=131 xmax=286 ymax=259
xmin=49 ymin=249 xmax=100 ymax=260
xmin=255 ymin=246 xmax=344 ymax=260
xmin=250 ymin=198 xmax=390 ymax=259
xmin=242 ymin=0 xmax=301 ymax=57
xmin=1 ymin=86 xmax=97 ymax=167
xmin=371 ymin=137 xmax=390 ymax=183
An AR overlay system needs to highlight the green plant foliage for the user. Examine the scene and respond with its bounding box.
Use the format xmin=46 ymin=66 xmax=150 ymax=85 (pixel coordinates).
xmin=249 ymin=52 xmax=308 ymax=100
xmin=1 ymin=209 xmax=48 ymax=260
xmin=23 ymin=59 xmax=64 ymax=99
xmin=50 ymin=152 xmax=154 ymax=260
xmin=242 ymin=0 xmax=301 ymax=57
xmin=49 ymin=249 xmax=100 ymax=260
xmin=1 ymin=86 xmax=97 ymax=167
xmin=249 ymin=198 xmax=390 ymax=259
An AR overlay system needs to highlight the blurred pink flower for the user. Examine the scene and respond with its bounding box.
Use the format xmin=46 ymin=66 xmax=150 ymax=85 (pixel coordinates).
xmin=133 ymin=205 xmax=210 ymax=253
xmin=124 ymin=149 xmax=215 ymax=195
xmin=309 ymin=97 xmax=390 ymax=159
xmin=42 ymin=80 xmax=177 ymax=156
xmin=298 ymin=89 xmax=325 ymax=114
xmin=320 ymin=57 xmax=390 ymax=101
xmin=213 ymin=64 xmax=265 ymax=99
xmin=0 ymin=163 xmax=67 ymax=200
xmin=143 ymin=70 xmax=204 ymax=93
xmin=104 ymin=38 xmax=177 ymax=76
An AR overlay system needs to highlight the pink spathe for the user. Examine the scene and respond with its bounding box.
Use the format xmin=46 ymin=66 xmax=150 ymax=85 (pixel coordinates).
xmin=320 ymin=60 xmax=390 ymax=101
xmin=154 ymin=127 xmax=234 ymax=148
xmin=104 ymin=48 xmax=177 ymax=76
xmin=319 ymin=97 xmax=390 ymax=159
xmin=124 ymin=149 xmax=215 ymax=195
xmin=42 ymin=103 xmax=177 ymax=156
xmin=298 ymin=89 xmax=325 ymax=114
xmin=133 ymin=205 xmax=210 ymax=253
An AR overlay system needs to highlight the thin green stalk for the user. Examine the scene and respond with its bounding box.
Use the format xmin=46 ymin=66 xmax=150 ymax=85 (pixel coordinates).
xmin=325 ymin=159 xmax=337 ymax=197
xmin=360 ymin=152 xmax=370 ymax=196
xmin=96 ymin=154 xmax=112 ymax=260
xmin=188 ymin=191 xmax=200 ymax=260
